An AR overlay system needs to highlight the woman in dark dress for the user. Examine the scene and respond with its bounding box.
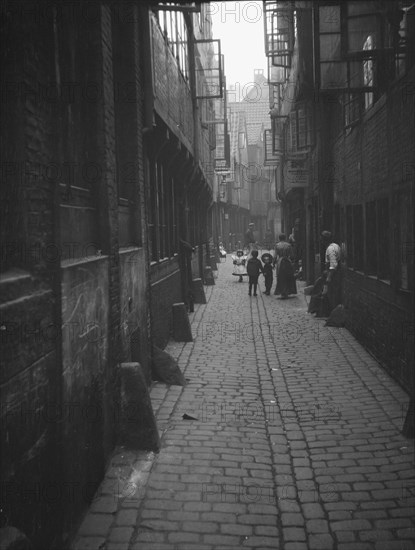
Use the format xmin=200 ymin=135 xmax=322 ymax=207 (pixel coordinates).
xmin=273 ymin=234 xmax=297 ymax=299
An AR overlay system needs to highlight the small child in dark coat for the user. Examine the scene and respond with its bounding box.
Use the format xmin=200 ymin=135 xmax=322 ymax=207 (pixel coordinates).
xmin=247 ymin=250 xmax=263 ymax=296
xmin=261 ymin=254 xmax=274 ymax=295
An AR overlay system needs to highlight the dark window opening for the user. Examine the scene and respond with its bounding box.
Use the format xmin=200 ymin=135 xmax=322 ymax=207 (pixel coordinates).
xmin=365 ymin=201 xmax=377 ymax=274
xmin=377 ymin=198 xmax=390 ymax=280
xmin=352 ymin=205 xmax=364 ymax=271
xmin=346 ymin=205 xmax=354 ymax=267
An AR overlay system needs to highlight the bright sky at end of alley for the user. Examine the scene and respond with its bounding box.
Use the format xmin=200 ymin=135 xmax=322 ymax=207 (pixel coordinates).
xmin=210 ymin=1 xmax=268 ymax=99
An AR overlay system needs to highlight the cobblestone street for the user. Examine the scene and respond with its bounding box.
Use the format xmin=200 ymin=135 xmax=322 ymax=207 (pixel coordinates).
xmin=72 ymin=257 xmax=415 ymax=550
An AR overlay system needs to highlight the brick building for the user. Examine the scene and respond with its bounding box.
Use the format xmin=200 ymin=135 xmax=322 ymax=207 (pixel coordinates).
xmin=264 ymin=1 xmax=414 ymax=388
xmin=0 ymin=2 xmax=219 ymax=548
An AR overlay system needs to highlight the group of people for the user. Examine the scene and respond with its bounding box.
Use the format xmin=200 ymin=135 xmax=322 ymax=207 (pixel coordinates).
xmin=241 ymin=223 xmax=342 ymax=315
xmin=244 ymin=234 xmax=298 ymax=298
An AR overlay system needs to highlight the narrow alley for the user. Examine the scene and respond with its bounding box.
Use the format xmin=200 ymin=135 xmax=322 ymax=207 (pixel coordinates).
xmin=1 ymin=2 xmax=414 ymax=549
xmin=72 ymin=258 xmax=415 ymax=550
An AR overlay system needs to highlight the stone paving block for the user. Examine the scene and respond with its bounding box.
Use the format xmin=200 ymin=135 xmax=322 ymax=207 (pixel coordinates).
xmin=375 ymin=542 xmax=415 ymax=550
xmin=283 ymin=527 xmax=307 ymax=541
xmin=298 ymin=489 xmax=320 ymax=503
xmin=308 ymin=533 xmax=335 ymax=549
xmin=294 ymin=467 xmax=314 ymax=480
xmin=131 ymin=543 xmax=171 ymax=550
xmin=281 ymin=512 xmax=305 ymax=526
xmin=105 ymin=543 xmax=129 ymax=550
xmin=183 ymin=515 xmax=222 ymax=533
xmin=114 ymin=508 xmax=139 ymax=525
xmin=89 ymin=495 xmax=119 ymax=514
xmin=301 ymin=502 xmax=325 ymax=518
xmin=72 ymin=536 xmax=107 ymax=550
xmin=203 ymin=534 xmax=242 ymax=545
xmin=360 ymin=499 xmax=395 ymax=509
xmin=168 ymin=531 xmax=201 ymax=543
xmin=241 ymin=535 xmax=280 ymax=547
xmin=213 ymin=502 xmax=248 ymax=514
xmin=359 ymin=530 xmax=394 ymax=541
xmin=335 ymin=530 xmax=356 ymax=542
xmin=396 ymin=527 xmax=415 ymax=538
xmin=108 ymin=526 xmax=134 ymax=543
xmin=275 ymin=499 xmax=300 ymax=513
xmin=77 ymin=513 xmax=114 ymax=537
xmin=145 ymin=499 xmax=180 ymax=510
xmin=306 ymin=518 xmax=330 ymax=533
xmin=220 ymin=523 xmax=253 ymax=536
xmin=331 ymin=519 xmax=372 ymax=531
xmin=254 ymin=525 xmax=279 ymax=537
xmin=247 ymin=503 xmax=278 ymax=514
xmin=390 ymin=507 xmax=415 ymax=517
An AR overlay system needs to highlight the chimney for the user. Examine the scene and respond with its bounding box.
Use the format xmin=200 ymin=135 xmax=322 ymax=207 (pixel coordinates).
xmin=254 ymin=69 xmax=265 ymax=84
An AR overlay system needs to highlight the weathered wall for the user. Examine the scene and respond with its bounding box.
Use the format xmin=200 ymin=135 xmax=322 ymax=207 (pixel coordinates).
xmin=331 ymin=68 xmax=415 ymax=389
xmin=1 ymin=3 xmax=154 ymax=548
xmin=119 ymin=247 xmax=150 ymax=380
xmin=150 ymin=258 xmax=182 ymax=349
xmin=61 ymin=256 xmax=109 ymax=537
xmin=0 ymin=2 xmax=62 ymax=547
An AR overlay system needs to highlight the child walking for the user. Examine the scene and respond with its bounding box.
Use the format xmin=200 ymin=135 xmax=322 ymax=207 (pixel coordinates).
xmin=247 ymin=250 xmax=263 ymax=296
xmin=261 ymin=253 xmax=274 ymax=295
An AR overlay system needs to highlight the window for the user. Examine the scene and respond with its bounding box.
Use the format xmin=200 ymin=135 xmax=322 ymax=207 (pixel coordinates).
xmin=353 ymin=205 xmax=364 ymax=271
xmin=175 ymin=11 xmax=188 ymax=81
xmin=365 ymin=201 xmax=377 ymax=274
xmin=287 ymin=104 xmax=313 ymax=152
xmin=157 ymin=6 xmax=189 ymax=81
xmin=147 ymin=158 xmax=158 ymax=262
xmin=346 ymin=206 xmax=353 ymax=267
xmin=394 ymin=2 xmax=415 ymax=77
xmin=334 ymin=204 xmax=345 ymax=245
xmin=363 ymin=34 xmax=374 ymax=109
xmin=316 ymin=2 xmax=384 ymax=94
xmin=377 ymin=198 xmax=390 ymax=280
xmin=215 ymin=123 xmax=225 ymax=160
xmin=343 ymin=93 xmax=362 ymax=129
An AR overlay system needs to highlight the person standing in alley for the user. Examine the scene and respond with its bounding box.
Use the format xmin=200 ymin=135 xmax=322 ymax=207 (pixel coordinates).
xmin=261 ymin=253 xmax=274 ymax=295
xmin=247 ymin=250 xmax=263 ymax=296
xmin=274 ymin=233 xmax=297 ymax=299
xmin=264 ymin=227 xmax=273 ymax=251
xmin=321 ymin=230 xmax=342 ymax=313
xmin=244 ymin=222 xmax=256 ymax=255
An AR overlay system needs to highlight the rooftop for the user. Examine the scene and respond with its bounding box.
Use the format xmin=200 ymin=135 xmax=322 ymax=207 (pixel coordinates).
xmin=227 ymin=70 xmax=271 ymax=145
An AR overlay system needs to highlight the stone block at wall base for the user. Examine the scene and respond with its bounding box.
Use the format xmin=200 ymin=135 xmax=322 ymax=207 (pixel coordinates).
xmin=192 ymin=278 xmax=206 ymax=304
xmin=151 ymin=346 xmax=186 ymax=386
xmin=204 ymin=267 xmax=215 ymax=285
xmin=172 ymin=302 xmax=193 ymax=342
xmin=118 ymin=363 xmax=160 ymax=451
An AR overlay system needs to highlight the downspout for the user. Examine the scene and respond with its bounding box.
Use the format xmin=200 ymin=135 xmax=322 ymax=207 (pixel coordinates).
xmin=185 ymin=12 xmax=199 ymax=165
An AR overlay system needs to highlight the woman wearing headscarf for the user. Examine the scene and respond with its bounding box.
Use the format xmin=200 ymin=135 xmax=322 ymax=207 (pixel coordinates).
xmin=273 ymin=234 xmax=297 ymax=299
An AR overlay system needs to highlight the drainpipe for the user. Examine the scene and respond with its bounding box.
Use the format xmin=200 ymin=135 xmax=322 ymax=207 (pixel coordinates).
xmin=184 ymin=12 xmax=199 ymax=165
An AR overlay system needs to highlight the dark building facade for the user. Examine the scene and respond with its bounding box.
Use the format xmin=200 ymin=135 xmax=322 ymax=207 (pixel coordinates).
xmin=264 ymin=1 xmax=414 ymax=389
xmin=0 ymin=2 xmax=218 ymax=548
xmin=227 ymin=70 xmax=280 ymax=245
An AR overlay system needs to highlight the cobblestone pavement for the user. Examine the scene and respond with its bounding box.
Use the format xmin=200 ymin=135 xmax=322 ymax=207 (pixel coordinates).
xmin=72 ymin=256 xmax=415 ymax=550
